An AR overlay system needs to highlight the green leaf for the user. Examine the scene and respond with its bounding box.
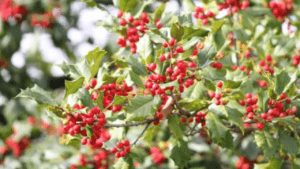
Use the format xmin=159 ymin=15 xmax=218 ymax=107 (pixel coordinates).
xmin=279 ymin=130 xmax=298 ymax=156
xmin=273 ymin=38 xmax=295 ymax=57
xmin=274 ymin=70 xmax=297 ymax=95
xmin=254 ymin=130 xmax=279 ymax=158
xmin=112 ymin=95 xmax=127 ymax=105
xmin=209 ymin=101 xmax=244 ymax=134
xmin=182 ymin=37 xmax=199 ymax=51
xmin=126 ymin=55 xmax=148 ymax=76
xmin=86 ymin=126 xmax=93 ymax=139
xmin=113 ymin=0 xmax=139 ymax=12
xmin=64 ymin=77 xmax=85 ymax=100
xmin=212 ymin=20 xmax=225 ymax=33
xmin=125 ymin=71 xmax=145 ymax=88
xmin=136 ymin=34 xmax=153 ymax=60
xmin=76 ymin=88 xmax=94 ymax=109
xmin=197 ymin=43 xmax=217 ymax=68
xmin=85 ymin=47 xmax=106 ymax=79
xmin=126 ymin=95 xmax=161 ymax=121
xmin=181 ymin=81 xmax=206 ymax=100
xmin=258 ymin=90 xmax=269 ymax=113
xmin=182 ymin=0 xmax=195 ymax=12
xmin=16 ymin=84 xmax=56 ymax=106
xmin=254 ymin=158 xmax=283 ymax=169
xmin=113 ymin=156 xmax=133 ymax=169
xmin=96 ymin=91 xmax=104 ymax=111
xmin=206 ymin=112 xmax=233 ymax=148
xmin=179 ymin=99 xmax=210 ymax=111
xmin=183 ymin=26 xmax=209 ymax=40
xmin=154 ymin=3 xmax=166 ymax=20
xmin=171 ymin=23 xmax=184 ymax=41
xmin=233 ymin=28 xmax=249 ymax=42
xmin=143 ymin=125 xmax=159 ymax=146
xmin=47 ymin=106 xmax=65 ymax=118
xmin=170 ymin=139 xmax=192 ymax=169
xmin=168 ymin=116 xmax=183 ymax=139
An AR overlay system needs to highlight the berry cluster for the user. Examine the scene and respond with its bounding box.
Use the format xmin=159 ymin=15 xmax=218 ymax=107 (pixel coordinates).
xmin=70 ymin=149 xmax=109 ymax=169
xmin=256 ymin=79 xmax=268 ymax=88
xmin=62 ymin=105 xmax=110 ymax=148
xmin=240 ymin=92 xmax=296 ymax=130
xmin=150 ymin=147 xmax=166 ymax=166
xmin=116 ymin=11 xmax=151 ymax=53
xmin=98 ymin=81 xmax=133 ymax=112
xmin=257 ymin=55 xmax=275 ymax=75
xmin=4 ymin=137 xmax=30 ymax=157
xmin=0 ymin=0 xmax=28 ymax=23
xmin=217 ymin=0 xmax=250 ymax=15
xmin=210 ymin=83 xmax=227 ymax=106
xmin=193 ymin=6 xmax=215 ymax=25
xmin=110 ymin=140 xmax=131 ymax=158
xmin=269 ymin=0 xmax=293 ymax=21
xmin=235 ymin=156 xmax=255 ymax=169
xmin=292 ymin=54 xmax=300 ymax=66
xmin=31 ymin=10 xmax=58 ymax=28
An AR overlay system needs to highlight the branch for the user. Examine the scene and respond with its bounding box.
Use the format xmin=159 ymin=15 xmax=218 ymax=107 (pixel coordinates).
xmin=131 ymin=122 xmax=151 ymax=146
xmin=170 ymin=90 xmax=190 ymax=116
xmin=103 ymin=118 xmax=155 ymax=128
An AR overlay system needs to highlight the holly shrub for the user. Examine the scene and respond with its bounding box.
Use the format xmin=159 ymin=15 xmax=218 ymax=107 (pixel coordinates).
xmin=10 ymin=0 xmax=300 ymax=168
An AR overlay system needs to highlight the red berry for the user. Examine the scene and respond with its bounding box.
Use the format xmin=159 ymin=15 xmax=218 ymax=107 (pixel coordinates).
xmin=119 ymin=19 xmax=127 ymax=26
xmin=176 ymin=46 xmax=184 ymax=53
xmin=180 ymin=117 xmax=186 ymax=123
xmin=117 ymin=142 xmax=124 ymax=149
xmin=216 ymin=81 xmax=223 ymax=88
xmin=111 ymin=147 xmax=118 ymax=153
xmin=169 ymin=38 xmax=176 ymax=46
xmin=117 ymin=11 xmax=123 ymax=18
xmin=256 ymin=123 xmax=264 ymax=130
xmin=159 ymin=55 xmax=166 ymax=62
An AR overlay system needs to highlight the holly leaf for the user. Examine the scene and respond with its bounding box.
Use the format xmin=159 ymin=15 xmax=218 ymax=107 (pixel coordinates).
xmin=274 ymin=70 xmax=297 ymax=95
xmin=113 ymin=156 xmax=133 ymax=169
xmin=168 ymin=116 xmax=183 ymax=139
xmin=126 ymin=95 xmax=161 ymax=121
xmin=279 ymin=130 xmax=298 ymax=156
xmin=136 ymin=34 xmax=153 ymax=60
xmin=254 ymin=158 xmax=283 ymax=169
xmin=171 ymin=23 xmax=184 ymax=41
xmin=113 ymin=0 xmax=139 ymax=12
xmin=206 ymin=112 xmax=233 ymax=148
xmin=143 ymin=125 xmax=160 ymax=146
xmin=85 ymin=47 xmax=106 ymax=79
xmin=254 ymin=130 xmax=279 ymax=159
xmin=181 ymin=81 xmax=206 ymax=100
xmin=170 ymin=139 xmax=192 ymax=169
xmin=64 ymin=77 xmax=85 ymax=101
xmin=16 ymin=84 xmax=56 ymax=106
xmin=183 ymin=26 xmax=209 ymax=40
xmin=125 ymin=55 xmax=148 ymax=76
xmin=76 ymin=88 xmax=94 ymax=109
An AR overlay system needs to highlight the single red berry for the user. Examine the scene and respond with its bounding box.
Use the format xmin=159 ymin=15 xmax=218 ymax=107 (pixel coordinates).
xmin=216 ymin=81 xmax=223 ymax=88
xmin=159 ymin=55 xmax=166 ymax=62
xmin=111 ymin=147 xmax=118 ymax=153
xmin=117 ymin=142 xmax=124 ymax=149
xmin=176 ymin=46 xmax=184 ymax=53
xmin=180 ymin=117 xmax=186 ymax=123
xmin=169 ymin=38 xmax=176 ymax=46
xmin=256 ymin=123 xmax=264 ymax=130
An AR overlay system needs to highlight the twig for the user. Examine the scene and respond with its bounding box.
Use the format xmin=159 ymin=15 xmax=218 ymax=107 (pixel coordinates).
xmin=131 ymin=122 xmax=151 ymax=146
xmin=170 ymin=90 xmax=189 ymax=116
